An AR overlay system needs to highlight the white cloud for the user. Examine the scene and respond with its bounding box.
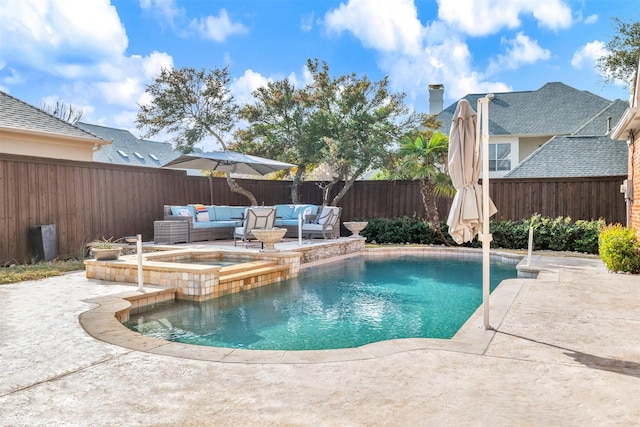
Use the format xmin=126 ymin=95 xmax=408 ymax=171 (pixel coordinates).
xmin=139 ymin=0 xmax=184 ymax=27
xmin=0 ymin=0 xmax=176 ymax=127
xmin=95 ymin=78 xmax=143 ymax=106
xmin=0 ymin=63 xmax=23 ymax=86
xmin=583 ymin=14 xmax=598 ymax=25
xmin=189 ymin=9 xmax=248 ymax=42
xmin=229 ymin=65 xmax=312 ymax=109
xmin=111 ymin=110 xmax=140 ymax=130
xmin=324 ymin=0 xmax=422 ymax=55
xmin=231 ymin=69 xmax=271 ymax=105
xmin=94 ymin=51 xmax=173 ymax=108
xmin=288 ymin=66 xmax=313 ymax=89
xmin=571 ymin=40 xmax=606 ymax=69
xmin=0 ymin=0 xmax=127 ymax=75
xmin=529 ymin=0 xmax=573 ymax=30
xmin=486 ymin=32 xmax=550 ymax=75
xmin=379 ymin=36 xmax=510 ymax=109
xmin=301 ymin=12 xmax=315 ymax=32
xmin=436 ymin=0 xmax=572 ymax=36
xmin=322 ymin=0 xmax=520 ymax=109
xmin=139 ymin=51 xmax=174 ymax=80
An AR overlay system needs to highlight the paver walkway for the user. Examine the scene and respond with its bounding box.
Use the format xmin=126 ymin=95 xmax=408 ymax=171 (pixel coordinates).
xmin=1 ymin=252 xmax=639 ymax=426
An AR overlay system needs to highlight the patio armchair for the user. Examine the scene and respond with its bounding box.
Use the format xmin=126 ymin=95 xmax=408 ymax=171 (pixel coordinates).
xmin=234 ymin=207 xmax=276 ymax=248
xmin=301 ymin=206 xmax=342 ymax=240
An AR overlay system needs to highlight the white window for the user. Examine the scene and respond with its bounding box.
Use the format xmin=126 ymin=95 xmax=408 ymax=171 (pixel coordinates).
xmin=489 ymin=143 xmax=511 ymax=171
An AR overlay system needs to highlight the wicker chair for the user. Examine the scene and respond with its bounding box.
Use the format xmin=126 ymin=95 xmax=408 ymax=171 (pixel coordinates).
xmin=301 ymin=206 xmax=341 ymax=239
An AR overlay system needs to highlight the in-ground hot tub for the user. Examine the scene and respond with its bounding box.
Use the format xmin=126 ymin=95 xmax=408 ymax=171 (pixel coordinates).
xmin=84 ymin=249 xmax=301 ymax=301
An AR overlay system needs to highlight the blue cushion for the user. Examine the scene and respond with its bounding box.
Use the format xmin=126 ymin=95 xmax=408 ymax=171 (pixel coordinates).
xmin=275 ymin=204 xmax=295 ymax=219
xmin=207 ymin=206 xmax=216 ymax=220
xmin=213 ymin=206 xmax=232 ymax=220
xmin=210 ymin=220 xmax=238 ymax=228
xmin=171 ymin=206 xmax=196 ymax=224
xmin=170 ymin=205 xmax=191 ymax=216
xmin=275 ymin=219 xmax=300 ymax=227
xmin=192 ymin=220 xmax=237 ymax=229
xmin=213 ymin=206 xmax=246 ymax=221
xmin=228 ymin=206 xmax=246 ymax=220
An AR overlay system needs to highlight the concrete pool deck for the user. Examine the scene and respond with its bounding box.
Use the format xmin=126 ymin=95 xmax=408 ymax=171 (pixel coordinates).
xmin=2 ymin=249 xmax=639 ymax=425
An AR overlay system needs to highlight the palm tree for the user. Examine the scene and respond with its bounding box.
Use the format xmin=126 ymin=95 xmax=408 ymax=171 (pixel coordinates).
xmin=395 ymin=131 xmax=455 ymax=244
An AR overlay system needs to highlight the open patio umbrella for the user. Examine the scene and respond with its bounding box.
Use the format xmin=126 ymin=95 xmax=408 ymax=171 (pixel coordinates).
xmin=163 ymin=151 xmax=294 ymax=204
xmin=446 ymin=97 xmax=497 ymax=329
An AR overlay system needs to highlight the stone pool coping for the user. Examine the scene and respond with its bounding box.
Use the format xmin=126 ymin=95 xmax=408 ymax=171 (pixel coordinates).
xmin=80 ymin=247 xmax=529 ymax=364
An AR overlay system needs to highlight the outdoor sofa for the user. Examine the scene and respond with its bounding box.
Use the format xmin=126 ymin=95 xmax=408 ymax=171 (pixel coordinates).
xmin=162 ymin=203 xmax=322 ymax=242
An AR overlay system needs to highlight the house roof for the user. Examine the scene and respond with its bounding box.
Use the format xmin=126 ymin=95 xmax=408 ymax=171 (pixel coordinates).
xmin=503 ymin=135 xmax=628 ymax=178
xmin=571 ymin=99 xmax=629 ymax=136
xmin=437 ymin=82 xmax=614 ymax=136
xmin=0 ymin=91 xmax=104 ymax=142
xmin=504 ymin=98 xmax=628 ymax=178
xmin=77 ymin=122 xmax=181 ymax=167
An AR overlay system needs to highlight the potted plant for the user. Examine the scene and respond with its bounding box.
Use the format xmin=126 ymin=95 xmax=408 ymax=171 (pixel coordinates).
xmin=88 ymin=238 xmax=122 ymax=261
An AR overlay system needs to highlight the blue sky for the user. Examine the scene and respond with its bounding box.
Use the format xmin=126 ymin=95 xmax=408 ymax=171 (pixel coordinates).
xmin=0 ymin=0 xmax=637 ymax=151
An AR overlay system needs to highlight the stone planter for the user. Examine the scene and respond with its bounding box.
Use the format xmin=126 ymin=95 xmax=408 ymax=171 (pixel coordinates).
xmin=343 ymin=221 xmax=368 ymax=238
xmin=251 ymin=228 xmax=287 ymax=252
xmin=91 ymin=247 xmax=122 ymax=261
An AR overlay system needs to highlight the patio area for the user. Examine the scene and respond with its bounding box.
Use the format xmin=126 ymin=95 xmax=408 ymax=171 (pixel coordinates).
xmin=1 ymin=247 xmax=639 ymax=425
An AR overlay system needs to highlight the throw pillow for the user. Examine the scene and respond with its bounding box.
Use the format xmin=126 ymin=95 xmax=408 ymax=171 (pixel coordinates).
xmin=194 ymin=204 xmax=210 ymax=222
xmin=303 ymin=207 xmax=312 ymax=219
xmin=316 ymin=208 xmax=332 ymax=225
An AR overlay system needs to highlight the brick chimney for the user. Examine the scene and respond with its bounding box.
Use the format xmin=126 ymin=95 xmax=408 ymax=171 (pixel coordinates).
xmin=428 ymin=84 xmax=444 ymax=114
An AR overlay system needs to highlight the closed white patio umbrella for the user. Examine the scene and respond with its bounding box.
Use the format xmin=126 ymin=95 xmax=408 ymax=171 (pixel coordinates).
xmin=446 ymin=97 xmax=497 ymax=329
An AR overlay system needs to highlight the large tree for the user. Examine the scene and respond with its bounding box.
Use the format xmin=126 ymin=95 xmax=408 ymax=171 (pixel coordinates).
xmin=231 ymin=79 xmax=324 ymax=203
xmin=136 ymin=66 xmax=259 ymax=205
xmin=306 ymin=59 xmax=426 ymax=206
xmin=597 ymin=17 xmax=640 ymax=90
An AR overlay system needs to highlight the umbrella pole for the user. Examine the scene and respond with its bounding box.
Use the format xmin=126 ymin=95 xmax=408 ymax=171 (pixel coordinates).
xmin=209 ymin=172 xmax=214 ymax=205
xmin=478 ymin=96 xmax=493 ymax=330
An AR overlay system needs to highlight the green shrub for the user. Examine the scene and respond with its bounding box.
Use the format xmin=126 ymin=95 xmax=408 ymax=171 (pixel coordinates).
xmin=358 ymin=216 xmax=445 ymax=245
xmin=573 ymin=219 xmax=605 ymax=254
xmin=491 ymin=219 xmax=529 ymax=249
xmin=518 ymin=214 xmax=604 ymax=254
xmin=598 ymin=224 xmax=640 ymax=273
xmin=357 ymin=214 xmax=604 ymax=254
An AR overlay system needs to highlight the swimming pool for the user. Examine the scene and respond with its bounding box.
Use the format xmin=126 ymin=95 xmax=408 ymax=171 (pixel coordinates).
xmin=125 ymin=255 xmax=517 ymax=350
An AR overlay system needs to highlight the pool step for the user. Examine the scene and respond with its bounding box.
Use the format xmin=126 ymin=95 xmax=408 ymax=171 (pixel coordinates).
xmin=219 ymin=260 xmax=276 ymax=275
xmin=218 ymin=260 xmax=291 ymax=293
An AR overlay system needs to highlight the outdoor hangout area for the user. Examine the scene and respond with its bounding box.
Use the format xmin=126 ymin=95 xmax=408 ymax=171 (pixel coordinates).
xmin=159 ymin=203 xmax=341 ymax=242
xmin=3 ymin=28 xmax=640 ymax=427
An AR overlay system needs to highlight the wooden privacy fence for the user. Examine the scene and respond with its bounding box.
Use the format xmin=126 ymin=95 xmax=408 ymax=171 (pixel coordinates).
xmin=0 ymin=153 xmax=627 ymax=264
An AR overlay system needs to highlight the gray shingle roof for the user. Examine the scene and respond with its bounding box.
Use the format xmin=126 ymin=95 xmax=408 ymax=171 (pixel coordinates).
xmin=504 ymin=97 xmax=628 ymax=178
xmin=437 ymin=82 xmax=613 ymax=136
xmin=571 ymin=99 xmax=629 ymax=136
xmin=504 ymin=135 xmax=627 ymax=178
xmin=77 ymin=122 xmax=181 ymax=167
xmin=0 ymin=91 xmax=102 ymax=141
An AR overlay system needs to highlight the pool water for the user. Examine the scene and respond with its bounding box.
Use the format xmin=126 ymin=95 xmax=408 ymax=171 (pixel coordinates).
xmin=126 ymin=256 xmax=517 ymax=350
